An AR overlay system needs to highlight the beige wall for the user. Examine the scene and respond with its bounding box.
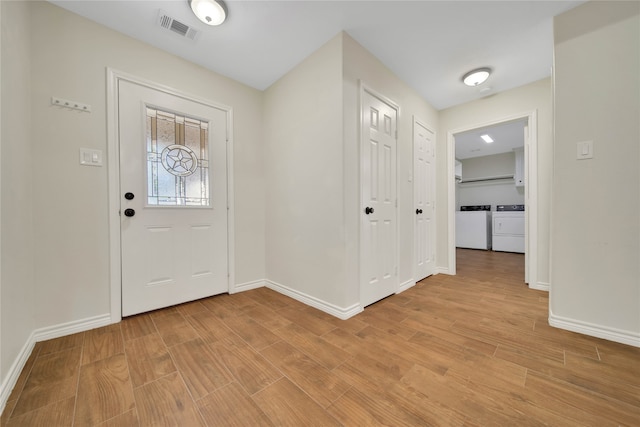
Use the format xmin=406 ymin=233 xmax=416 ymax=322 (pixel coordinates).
xmin=1 ymin=0 xmax=35 ymax=385
xmin=264 ymin=34 xmax=348 ymax=308
xmin=551 ymin=1 xmax=639 ymax=342
xmin=438 ymin=78 xmax=553 ymax=287
xmin=26 ymin=1 xmax=265 ymax=328
xmin=263 ymin=32 xmax=439 ymax=311
xmin=461 ymin=152 xmax=516 ymax=181
xmin=457 ymin=152 xmax=525 ymax=210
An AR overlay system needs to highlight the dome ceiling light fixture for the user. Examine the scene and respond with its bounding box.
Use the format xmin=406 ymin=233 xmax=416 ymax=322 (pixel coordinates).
xmin=189 ymin=0 xmax=227 ymax=26
xmin=462 ymin=67 xmax=492 ymax=86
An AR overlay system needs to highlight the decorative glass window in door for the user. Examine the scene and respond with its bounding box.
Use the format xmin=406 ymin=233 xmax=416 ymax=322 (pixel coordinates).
xmin=146 ymin=107 xmax=210 ymax=206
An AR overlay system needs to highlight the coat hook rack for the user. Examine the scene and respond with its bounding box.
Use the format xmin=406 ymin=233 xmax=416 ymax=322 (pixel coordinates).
xmin=51 ymin=96 xmax=92 ymax=113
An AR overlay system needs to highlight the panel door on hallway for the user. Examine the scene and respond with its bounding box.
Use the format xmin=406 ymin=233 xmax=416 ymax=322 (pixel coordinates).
xmin=414 ymin=119 xmax=435 ymax=282
xmin=118 ymin=79 xmax=229 ymax=316
xmin=361 ymin=89 xmax=398 ymax=307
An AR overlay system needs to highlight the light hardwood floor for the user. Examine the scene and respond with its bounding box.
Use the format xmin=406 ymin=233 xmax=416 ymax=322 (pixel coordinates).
xmin=3 ymin=249 xmax=639 ymax=426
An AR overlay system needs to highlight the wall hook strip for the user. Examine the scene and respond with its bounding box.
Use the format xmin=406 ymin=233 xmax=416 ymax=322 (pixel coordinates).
xmin=51 ymin=96 xmax=92 ymax=113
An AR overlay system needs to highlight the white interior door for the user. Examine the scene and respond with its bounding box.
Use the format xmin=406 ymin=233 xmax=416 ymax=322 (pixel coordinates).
xmin=414 ymin=119 xmax=435 ymax=281
xmin=119 ymin=80 xmax=228 ymax=316
xmin=361 ymin=89 xmax=397 ymax=307
xmin=523 ymin=124 xmax=529 ymax=283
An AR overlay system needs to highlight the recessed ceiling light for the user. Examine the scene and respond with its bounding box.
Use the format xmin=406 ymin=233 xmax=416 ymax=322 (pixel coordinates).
xmin=189 ymin=0 xmax=227 ymax=26
xmin=462 ymin=67 xmax=492 ymax=86
xmin=481 ymin=134 xmax=493 ymax=143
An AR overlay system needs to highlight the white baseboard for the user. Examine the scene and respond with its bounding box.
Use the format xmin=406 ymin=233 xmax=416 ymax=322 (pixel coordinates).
xmin=549 ymin=310 xmax=640 ymax=348
xmin=435 ymin=266 xmax=453 ymax=275
xmin=33 ymin=313 xmax=112 ymax=343
xmin=265 ymin=280 xmax=362 ymax=320
xmin=397 ymin=279 xmax=415 ymax=294
xmin=0 ymin=313 xmax=112 ymax=415
xmin=0 ymin=331 xmax=36 ymax=416
xmin=231 ymin=279 xmax=266 ymax=294
xmin=529 ymin=281 xmax=550 ymax=292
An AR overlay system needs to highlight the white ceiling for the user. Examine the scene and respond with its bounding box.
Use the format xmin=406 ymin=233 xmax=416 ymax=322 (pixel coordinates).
xmin=49 ymin=0 xmax=584 ymax=110
xmin=455 ymin=119 xmax=527 ymax=160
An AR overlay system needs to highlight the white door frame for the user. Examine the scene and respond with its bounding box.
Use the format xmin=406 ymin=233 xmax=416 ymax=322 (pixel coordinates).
xmin=447 ymin=110 xmax=539 ymax=289
xmin=106 ymin=68 xmax=235 ymax=322
xmin=359 ymin=82 xmax=400 ymax=307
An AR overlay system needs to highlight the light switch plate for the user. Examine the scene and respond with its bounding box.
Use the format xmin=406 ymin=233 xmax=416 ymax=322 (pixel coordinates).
xmin=576 ymin=140 xmax=593 ymax=160
xmin=80 ymin=148 xmax=103 ymax=167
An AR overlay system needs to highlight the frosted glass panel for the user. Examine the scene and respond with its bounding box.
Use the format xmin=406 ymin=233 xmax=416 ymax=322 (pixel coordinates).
xmin=146 ymin=107 xmax=210 ymax=206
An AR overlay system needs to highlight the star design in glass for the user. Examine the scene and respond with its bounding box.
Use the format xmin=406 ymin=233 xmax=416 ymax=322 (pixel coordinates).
xmin=167 ymin=149 xmax=194 ymax=173
xmin=161 ymin=145 xmax=198 ymax=177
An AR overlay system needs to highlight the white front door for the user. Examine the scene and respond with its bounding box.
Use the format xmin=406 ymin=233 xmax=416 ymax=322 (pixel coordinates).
xmin=361 ymin=89 xmax=398 ymax=307
xmin=414 ymin=119 xmax=435 ymax=281
xmin=119 ymin=80 xmax=229 ymax=316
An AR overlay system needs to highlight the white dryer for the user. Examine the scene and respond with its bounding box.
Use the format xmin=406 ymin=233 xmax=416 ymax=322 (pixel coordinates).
xmin=492 ymin=205 xmax=525 ymax=253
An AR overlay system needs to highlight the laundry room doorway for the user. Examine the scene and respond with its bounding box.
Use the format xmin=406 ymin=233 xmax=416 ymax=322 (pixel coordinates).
xmin=447 ymin=111 xmax=538 ymax=288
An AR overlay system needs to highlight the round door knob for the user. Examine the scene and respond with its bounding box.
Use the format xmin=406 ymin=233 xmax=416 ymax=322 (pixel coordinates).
xmin=365 ymin=207 xmax=374 ymax=215
xmin=124 ymin=208 xmax=135 ymax=217
xmin=124 ymin=192 xmax=134 ymax=200
xmin=416 ymin=209 xmax=423 ymax=214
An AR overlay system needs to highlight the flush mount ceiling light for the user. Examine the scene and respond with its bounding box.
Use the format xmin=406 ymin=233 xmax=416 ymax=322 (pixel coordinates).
xmin=481 ymin=134 xmax=494 ymax=143
xmin=462 ymin=67 xmax=492 ymax=86
xmin=189 ymin=0 xmax=227 ymax=26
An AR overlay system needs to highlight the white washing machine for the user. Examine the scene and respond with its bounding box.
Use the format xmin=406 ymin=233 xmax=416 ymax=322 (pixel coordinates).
xmin=492 ymin=205 xmax=525 ymax=253
xmin=456 ymin=205 xmax=492 ymax=250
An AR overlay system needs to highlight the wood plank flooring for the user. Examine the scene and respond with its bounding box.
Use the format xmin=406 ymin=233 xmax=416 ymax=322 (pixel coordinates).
xmin=3 ymin=249 xmax=640 ymax=426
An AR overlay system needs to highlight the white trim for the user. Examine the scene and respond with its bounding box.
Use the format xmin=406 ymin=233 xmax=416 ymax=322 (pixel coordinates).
xmin=446 ymin=110 xmax=538 ymax=289
xmin=106 ymin=68 xmax=235 ymax=321
xmin=266 ymin=280 xmax=363 ymax=320
xmin=0 ymin=3 xmax=3 ymax=414
xmin=106 ymin=68 xmax=122 ymax=323
xmin=0 ymin=313 xmax=112 ymax=413
xmin=549 ymin=310 xmax=640 ymax=348
xmin=446 ymin=130 xmax=457 ymax=276
xmin=33 ymin=313 xmax=112 ymax=342
xmin=397 ymin=279 xmax=416 ymax=294
xmin=226 ymin=108 xmax=236 ymax=301
xmin=0 ymin=333 xmax=35 ymax=416
xmin=435 ymin=267 xmax=452 ymax=275
xmin=529 ymin=281 xmax=550 ymax=292
xmin=359 ymin=81 xmax=400 ymax=308
xmin=231 ymin=279 xmax=266 ymax=294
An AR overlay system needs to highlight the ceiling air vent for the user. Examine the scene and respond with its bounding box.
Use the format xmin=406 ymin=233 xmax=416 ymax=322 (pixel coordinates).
xmin=157 ymin=10 xmax=199 ymax=41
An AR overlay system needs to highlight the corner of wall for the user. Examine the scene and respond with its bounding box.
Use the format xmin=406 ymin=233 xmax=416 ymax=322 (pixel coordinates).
xmin=1 ymin=0 xmax=36 ymax=409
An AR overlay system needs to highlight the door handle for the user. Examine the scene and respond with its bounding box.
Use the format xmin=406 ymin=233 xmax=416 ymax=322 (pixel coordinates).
xmin=124 ymin=192 xmax=135 ymax=200
xmin=416 ymin=209 xmax=423 ymax=214
xmin=365 ymin=207 xmax=374 ymax=215
xmin=124 ymin=208 xmax=136 ymax=217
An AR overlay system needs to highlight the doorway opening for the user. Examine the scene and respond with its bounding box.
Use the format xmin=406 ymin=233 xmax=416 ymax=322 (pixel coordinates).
xmin=454 ymin=118 xmax=527 ymax=282
xmin=447 ymin=111 xmax=539 ymax=289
